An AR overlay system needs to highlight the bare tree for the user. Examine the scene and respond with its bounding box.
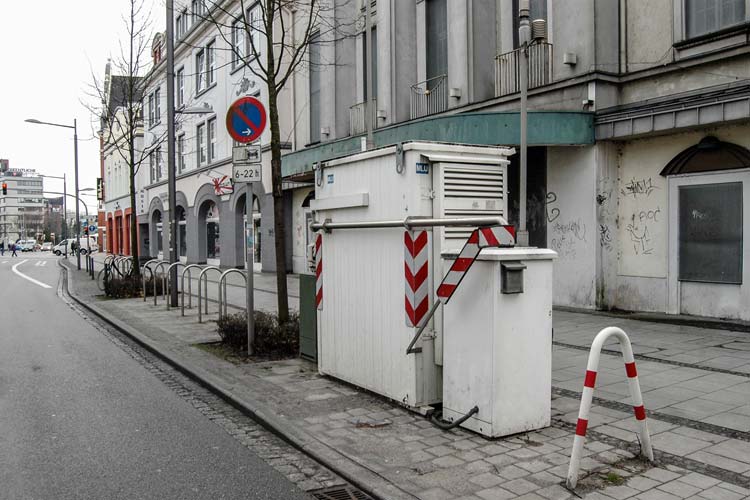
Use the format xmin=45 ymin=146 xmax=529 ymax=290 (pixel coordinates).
xmin=87 ymin=0 xmax=165 ymax=277
xmin=200 ymin=0 xmax=352 ymax=323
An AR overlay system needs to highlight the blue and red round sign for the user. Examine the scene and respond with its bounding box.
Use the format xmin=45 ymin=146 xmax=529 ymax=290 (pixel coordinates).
xmin=226 ymin=96 xmax=267 ymax=143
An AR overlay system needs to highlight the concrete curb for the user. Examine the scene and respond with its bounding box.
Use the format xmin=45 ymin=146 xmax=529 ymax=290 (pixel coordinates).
xmin=58 ymin=259 xmax=418 ymax=500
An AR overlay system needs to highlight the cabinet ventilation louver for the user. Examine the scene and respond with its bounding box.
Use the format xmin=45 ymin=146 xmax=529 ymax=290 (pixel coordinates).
xmin=441 ymin=164 xmax=506 ymax=242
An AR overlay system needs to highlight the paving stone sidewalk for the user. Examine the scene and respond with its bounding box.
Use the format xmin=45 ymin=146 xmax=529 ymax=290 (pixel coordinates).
xmin=67 ymin=257 xmax=750 ymax=499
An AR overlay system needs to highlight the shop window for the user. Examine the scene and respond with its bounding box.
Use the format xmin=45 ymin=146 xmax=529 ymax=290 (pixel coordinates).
xmin=206 ymin=202 xmax=220 ymax=259
xmin=679 ymin=182 xmax=742 ymax=284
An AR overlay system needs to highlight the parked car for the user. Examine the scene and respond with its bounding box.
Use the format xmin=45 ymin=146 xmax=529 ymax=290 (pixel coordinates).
xmin=41 ymin=242 xmax=53 ymax=251
xmin=53 ymin=237 xmax=99 ymax=256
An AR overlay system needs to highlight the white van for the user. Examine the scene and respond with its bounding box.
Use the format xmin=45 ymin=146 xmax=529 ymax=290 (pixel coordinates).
xmin=53 ymin=237 xmax=98 ymax=256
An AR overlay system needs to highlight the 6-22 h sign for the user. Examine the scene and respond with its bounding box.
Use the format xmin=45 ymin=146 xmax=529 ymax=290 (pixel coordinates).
xmin=233 ymin=164 xmax=262 ymax=183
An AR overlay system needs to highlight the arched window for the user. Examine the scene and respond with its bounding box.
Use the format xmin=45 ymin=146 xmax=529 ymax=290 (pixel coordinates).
xmin=661 ymin=136 xmax=750 ymax=176
xmin=205 ymin=201 xmax=220 ymax=259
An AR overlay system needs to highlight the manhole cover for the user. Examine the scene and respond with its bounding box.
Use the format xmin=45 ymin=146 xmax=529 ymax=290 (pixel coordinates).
xmin=310 ymin=485 xmax=373 ymax=500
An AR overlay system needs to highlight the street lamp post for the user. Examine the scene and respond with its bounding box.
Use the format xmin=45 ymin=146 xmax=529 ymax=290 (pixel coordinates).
xmin=25 ymin=118 xmax=81 ymax=269
xmin=39 ymin=173 xmax=67 ymax=252
xmin=166 ymin=0 xmax=179 ymax=307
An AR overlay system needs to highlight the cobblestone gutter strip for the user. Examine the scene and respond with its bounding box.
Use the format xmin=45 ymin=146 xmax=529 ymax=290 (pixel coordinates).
xmin=553 ymin=341 xmax=750 ymax=378
xmin=553 ymin=387 xmax=750 ymax=443
xmin=59 ymin=261 xmax=418 ymax=500
xmin=552 ymin=418 xmax=750 ymax=489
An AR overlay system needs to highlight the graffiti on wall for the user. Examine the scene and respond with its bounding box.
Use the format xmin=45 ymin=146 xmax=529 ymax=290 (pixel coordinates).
xmin=625 ymin=207 xmax=661 ymax=256
xmin=621 ymin=177 xmax=659 ymax=198
xmin=547 ymin=191 xmax=588 ymax=259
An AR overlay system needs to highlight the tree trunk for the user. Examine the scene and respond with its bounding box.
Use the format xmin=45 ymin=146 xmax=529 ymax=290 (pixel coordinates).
xmin=268 ymin=87 xmax=289 ymax=323
xmin=129 ymin=145 xmax=140 ymax=277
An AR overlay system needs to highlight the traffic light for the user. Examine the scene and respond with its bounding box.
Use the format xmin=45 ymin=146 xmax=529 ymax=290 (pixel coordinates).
xmin=1 ymin=183 xmax=6 ymax=195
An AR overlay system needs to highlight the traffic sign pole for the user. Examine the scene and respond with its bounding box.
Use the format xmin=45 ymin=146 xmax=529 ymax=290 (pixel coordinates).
xmin=227 ymin=96 xmax=267 ymax=356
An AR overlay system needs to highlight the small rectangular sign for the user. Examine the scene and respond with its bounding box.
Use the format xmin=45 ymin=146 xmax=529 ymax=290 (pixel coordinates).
xmin=232 ymin=144 xmax=262 ymax=165
xmin=327 ymin=174 xmax=334 ymax=184
xmin=416 ymin=162 xmax=430 ymax=175
xmin=233 ymin=165 xmax=262 ymax=183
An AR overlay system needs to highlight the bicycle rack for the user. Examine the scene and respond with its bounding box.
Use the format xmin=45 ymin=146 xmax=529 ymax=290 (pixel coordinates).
xmin=141 ymin=259 xmax=162 ymax=301
xmin=165 ymin=262 xmax=186 ymax=310
xmin=218 ymin=269 xmax=247 ymax=319
xmin=197 ymin=266 xmax=222 ymax=323
xmin=181 ymin=264 xmax=204 ymax=316
xmin=152 ymin=261 xmax=170 ymax=306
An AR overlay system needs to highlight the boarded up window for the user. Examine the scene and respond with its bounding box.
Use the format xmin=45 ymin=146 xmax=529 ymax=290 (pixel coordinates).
xmin=679 ymin=182 xmax=743 ymax=283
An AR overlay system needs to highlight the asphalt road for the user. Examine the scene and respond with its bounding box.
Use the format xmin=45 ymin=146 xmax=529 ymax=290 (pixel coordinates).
xmin=0 ymin=253 xmax=311 ymax=500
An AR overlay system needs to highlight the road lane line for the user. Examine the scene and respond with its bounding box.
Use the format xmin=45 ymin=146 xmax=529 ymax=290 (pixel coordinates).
xmin=11 ymin=260 xmax=52 ymax=289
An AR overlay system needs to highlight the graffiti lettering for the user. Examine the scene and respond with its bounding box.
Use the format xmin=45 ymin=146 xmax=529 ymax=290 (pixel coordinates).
xmin=626 ymin=213 xmax=654 ymax=255
xmin=552 ymin=219 xmax=587 ymax=242
xmin=638 ymin=208 xmax=660 ymax=223
xmin=545 ymin=191 xmax=560 ymax=223
xmin=599 ymin=224 xmax=612 ymax=251
xmin=621 ymin=177 xmax=659 ymax=198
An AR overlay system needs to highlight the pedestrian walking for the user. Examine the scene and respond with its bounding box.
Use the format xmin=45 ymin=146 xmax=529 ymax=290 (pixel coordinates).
xmin=10 ymin=243 xmax=17 ymax=257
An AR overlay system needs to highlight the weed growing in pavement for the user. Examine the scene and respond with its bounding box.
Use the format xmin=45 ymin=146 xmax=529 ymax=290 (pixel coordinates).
xmin=215 ymin=311 xmax=300 ymax=359
xmin=104 ymin=275 xmax=164 ymax=299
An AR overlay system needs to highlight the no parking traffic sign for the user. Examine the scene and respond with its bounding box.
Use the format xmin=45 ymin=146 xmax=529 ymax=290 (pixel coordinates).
xmin=226 ymin=96 xmax=267 ymax=143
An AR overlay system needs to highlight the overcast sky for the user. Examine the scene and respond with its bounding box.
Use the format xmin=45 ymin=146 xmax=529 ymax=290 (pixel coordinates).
xmin=0 ymin=1 xmax=160 ymax=210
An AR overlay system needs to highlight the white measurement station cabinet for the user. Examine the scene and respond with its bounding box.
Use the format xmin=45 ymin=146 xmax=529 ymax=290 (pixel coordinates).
xmin=312 ymin=141 xmax=555 ymax=437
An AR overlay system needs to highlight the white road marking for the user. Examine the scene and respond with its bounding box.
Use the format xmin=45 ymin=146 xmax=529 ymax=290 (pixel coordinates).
xmin=35 ymin=260 xmax=47 ymax=267
xmin=11 ymin=260 xmax=52 ymax=289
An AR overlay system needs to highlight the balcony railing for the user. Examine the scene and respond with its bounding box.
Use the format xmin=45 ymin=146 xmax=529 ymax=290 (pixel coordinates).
xmin=410 ymin=74 xmax=448 ymax=119
xmin=495 ymin=42 xmax=553 ymax=97
xmin=349 ymin=99 xmax=377 ymax=136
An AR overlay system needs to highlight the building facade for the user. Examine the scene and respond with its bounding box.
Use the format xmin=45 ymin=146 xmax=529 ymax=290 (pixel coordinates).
xmin=282 ymin=0 xmax=750 ymax=321
xmin=0 ymin=166 xmax=45 ymax=245
xmin=101 ymin=1 xmax=296 ymax=271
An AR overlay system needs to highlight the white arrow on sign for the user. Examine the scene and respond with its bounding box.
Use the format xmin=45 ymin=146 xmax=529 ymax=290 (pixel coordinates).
xmin=242 ymin=128 xmax=253 ymax=136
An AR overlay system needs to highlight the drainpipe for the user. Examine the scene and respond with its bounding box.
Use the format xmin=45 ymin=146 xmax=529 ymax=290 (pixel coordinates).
xmin=517 ymin=0 xmax=530 ymax=247
xmin=365 ymin=0 xmax=374 ymax=150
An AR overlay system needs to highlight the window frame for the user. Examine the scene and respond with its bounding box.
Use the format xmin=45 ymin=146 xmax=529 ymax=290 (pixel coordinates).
xmin=176 ymin=67 xmax=185 ymax=107
xmin=196 ymin=48 xmax=206 ymax=92
xmin=683 ymin=0 xmax=747 ymax=40
xmin=231 ymin=18 xmax=245 ymax=69
xmin=207 ymin=117 xmax=217 ymax=163
xmin=197 ymin=123 xmax=207 ymax=167
xmin=246 ymin=2 xmax=263 ymax=60
xmin=206 ymin=40 xmax=216 ymax=86
xmin=177 ymin=133 xmax=186 ymax=173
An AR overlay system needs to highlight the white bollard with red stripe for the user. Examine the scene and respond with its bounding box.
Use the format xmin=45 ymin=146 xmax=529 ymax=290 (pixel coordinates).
xmin=566 ymin=327 xmax=654 ymax=490
xmin=315 ymin=232 xmax=323 ymax=310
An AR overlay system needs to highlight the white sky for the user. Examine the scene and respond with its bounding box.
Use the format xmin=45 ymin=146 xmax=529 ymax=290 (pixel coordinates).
xmin=0 ymin=0 xmax=160 ymax=211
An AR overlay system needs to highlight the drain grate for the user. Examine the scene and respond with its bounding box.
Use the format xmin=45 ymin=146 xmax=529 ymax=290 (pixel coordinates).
xmin=310 ymin=485 xmax=373 ymax=500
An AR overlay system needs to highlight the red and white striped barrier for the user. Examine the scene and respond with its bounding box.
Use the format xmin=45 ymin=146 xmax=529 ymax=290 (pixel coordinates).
xmin=404 ymin=230 xmax=429 ymax=327
xmin=315 ymin=232 xmax=323 ymax=310
xmin=566 ymin=327 xmax=654 ymax=490
xmin=436 ymin=225 xmax=515 ymax=303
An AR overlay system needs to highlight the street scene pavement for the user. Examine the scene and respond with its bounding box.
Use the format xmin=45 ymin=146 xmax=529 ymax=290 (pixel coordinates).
xmin=57 ymin=253 xmax=750 ymax=500
xmin=0 ymin=253 xmax=320 ymax=500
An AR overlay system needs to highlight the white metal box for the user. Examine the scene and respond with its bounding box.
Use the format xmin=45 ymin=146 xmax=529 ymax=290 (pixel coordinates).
xmin=312 ymin=142 xmax=513 ymax=408
xmin=442 ymin=248 xmax=557 ymax=437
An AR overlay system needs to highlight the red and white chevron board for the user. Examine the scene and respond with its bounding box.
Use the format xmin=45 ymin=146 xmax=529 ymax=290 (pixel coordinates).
xmin=315 ymin=232 xmax=323 ymax=310
xmin=436 ymin=225 xmax=516 ymax=304
xmin=404 ymin=230 xmax=429 ymax=327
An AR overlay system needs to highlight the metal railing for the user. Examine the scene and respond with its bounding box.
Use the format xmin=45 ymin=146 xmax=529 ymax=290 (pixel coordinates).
xmin=311 ymin=215 xmax=509 ymax=232
xmin=349 ymin=99 xmax=377 ymax=136
xmin=495 ymin=42 xmax=553 ymax=97
xmin=197 ymin=266 xmax=222 ymax=323
xmin=181 ymin=264 xmax=204 ymax=316
xmin=218 ymin=269 xmax=247 ymax=319
xmin=165 ymin=262 xmax=186 ymax=310
xmin=410 ymin=74 xmax=448 ymax=119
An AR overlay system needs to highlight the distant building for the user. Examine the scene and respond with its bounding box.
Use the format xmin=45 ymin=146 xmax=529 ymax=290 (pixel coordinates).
xmin=0 ymin=167 xmax=45 ymax=243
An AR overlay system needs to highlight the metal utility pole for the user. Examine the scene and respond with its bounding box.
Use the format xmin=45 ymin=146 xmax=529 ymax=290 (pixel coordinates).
xmin=365 ymin=0 xmax=374 ymax=150
xmin=166 ymin=0 xmax=179 ymax=307
xmin=74 ymin=119 xmax=81 ymax=268
xmin=517 ymin=0 xmax=530 ymax=247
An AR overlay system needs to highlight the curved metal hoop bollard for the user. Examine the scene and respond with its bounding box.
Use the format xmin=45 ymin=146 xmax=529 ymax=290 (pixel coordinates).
xmin=165 ymin=262 xmax=186 ymax=310
xmin=218 ymin=269 xmax=247 ymax=320
xmin=566 ymin=327 xmax=654 ymax=490
xmin=152 ymin=261 xmax=170 ymax=306
xmin=197 ymin=266 xmax=222 ymax=323
xmin=142 ymin=259 xmax=162 ymax=301
xmin=181 ymin=264 xmax=204 ymax=316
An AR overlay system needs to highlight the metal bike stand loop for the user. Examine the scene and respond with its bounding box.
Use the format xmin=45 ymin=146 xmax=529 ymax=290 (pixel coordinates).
xmin=141 ymin=259 xmax=161 ymax=301
xmin=218 ymin=269 xmax=247 ymax=320
xmin=165 ymin=262 xmax=186 ymax=310
xmin=181 ymin=264 xmax=204 ymax=316
xmin=197 ymin=266 xmax=222 ymax=323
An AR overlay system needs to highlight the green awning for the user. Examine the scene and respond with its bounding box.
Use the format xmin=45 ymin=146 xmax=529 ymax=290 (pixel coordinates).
xmin=282 ymin=111 xmax=594 ymax=178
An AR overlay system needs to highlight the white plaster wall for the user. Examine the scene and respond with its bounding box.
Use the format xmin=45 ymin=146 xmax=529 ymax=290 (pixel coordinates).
xmin=547 ymin=146 xmax=597 ymax=309
xmin=613 ymin=123 xmax=750 ymax=319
